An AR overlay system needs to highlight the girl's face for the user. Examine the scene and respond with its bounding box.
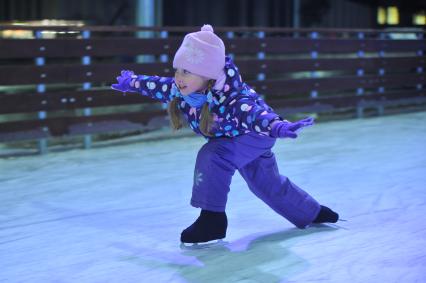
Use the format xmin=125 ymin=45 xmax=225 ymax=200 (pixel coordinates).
xmin=174 ymin=68 xmax=209 ymax=96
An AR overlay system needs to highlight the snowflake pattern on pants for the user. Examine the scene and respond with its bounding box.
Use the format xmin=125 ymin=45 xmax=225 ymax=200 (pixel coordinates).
xmin=194 ymin=169 xmax=203 ymax=187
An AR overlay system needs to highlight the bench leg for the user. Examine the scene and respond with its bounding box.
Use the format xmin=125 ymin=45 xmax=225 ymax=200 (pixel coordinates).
xmin=38 ymin=139 xmax=48 ymax=154
xmin=356 ymin=106 xmax=364 ymax=118
xmin=377 ymin=105 xmax=385 ymax=116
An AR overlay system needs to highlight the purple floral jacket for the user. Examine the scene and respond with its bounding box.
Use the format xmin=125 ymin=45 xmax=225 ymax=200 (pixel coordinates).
xmin=125 ymin=57 xmax=279 ymax=138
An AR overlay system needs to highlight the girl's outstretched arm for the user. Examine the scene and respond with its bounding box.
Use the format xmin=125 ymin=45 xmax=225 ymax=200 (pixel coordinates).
xmin=229 ymin=95 xmax=280 ymax=136
xmin=229 ymin=94 xmax=314 ymax=138
xmin=269 ymin=117 xmax=315 ymax=139
xmin=111 ymin=70 xmax=177 ymax=104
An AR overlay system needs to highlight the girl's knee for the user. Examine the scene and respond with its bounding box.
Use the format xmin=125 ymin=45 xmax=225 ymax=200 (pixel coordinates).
xmin=197 ymin=142 xmax=235 ymax=170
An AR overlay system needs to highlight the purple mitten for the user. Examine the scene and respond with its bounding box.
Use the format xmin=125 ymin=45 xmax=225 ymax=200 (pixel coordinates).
xmin=286 ymin=117 xmax=315 ymax=132
xmin=270 ymin=117 xmax=315 ymax=139
xmin=111 ymin=70 xmax=136 ymax=92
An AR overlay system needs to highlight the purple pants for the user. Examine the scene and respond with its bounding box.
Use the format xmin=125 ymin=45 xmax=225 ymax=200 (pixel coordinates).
xmin=190 ymin=133 xmax=320 ymax=228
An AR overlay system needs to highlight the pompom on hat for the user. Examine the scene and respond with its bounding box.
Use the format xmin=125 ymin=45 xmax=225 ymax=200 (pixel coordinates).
xmin=173 ymin=24 xmax=226 ymax=83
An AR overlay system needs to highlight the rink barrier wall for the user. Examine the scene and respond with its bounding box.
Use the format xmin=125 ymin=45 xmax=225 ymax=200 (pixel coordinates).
xmin=0 ymin=26 xmax=425 ymax=153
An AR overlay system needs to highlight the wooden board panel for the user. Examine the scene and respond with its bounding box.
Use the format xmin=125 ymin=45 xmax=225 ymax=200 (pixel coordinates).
xmin=0 ymin=110 xmax=167 ymax=141
xmin=2 ymin=90 xmax=424 ymax=142
xmin=0 ymin=73 xmax=423 ymax=114
xmin=1 ymin=57 xmax=423 ymax=85
xmin=248 ymin=74 xmax=425 ymax=96
xmin=2 ymin=37 xmax=424 ymax=59
xmin=267 ymin=90 xmax=425 ymax=109
xmin=0 ymin=63 xmax=172 ymax=84
xmin=237 ymin=57 xmax=424 ymax=76
xmin=0 ymin=38 xmax=181 ymax=59
xmin=0 ymin=89 xmax=156 ymax=114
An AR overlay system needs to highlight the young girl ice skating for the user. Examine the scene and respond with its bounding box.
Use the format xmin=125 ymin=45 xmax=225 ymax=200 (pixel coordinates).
xmin=112 ymin=25 xmax=339 ymax=245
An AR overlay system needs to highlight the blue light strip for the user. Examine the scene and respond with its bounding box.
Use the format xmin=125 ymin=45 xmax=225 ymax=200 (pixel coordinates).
xmin=35 ymin=30 xmax=48 ymax=154
xmin=82 ymin=30 xmax=92 ymax=149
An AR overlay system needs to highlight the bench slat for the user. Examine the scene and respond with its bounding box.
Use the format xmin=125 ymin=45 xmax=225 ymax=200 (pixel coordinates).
xmin=1 ymin=38 xmax=424 ymax=59
xmin=0 ymin=110 xmax=167 ymax=142
xmin=0 ymin=74 xmax=423 ymax=114
xmin=0 ymin=57 xmax=423 ymax=85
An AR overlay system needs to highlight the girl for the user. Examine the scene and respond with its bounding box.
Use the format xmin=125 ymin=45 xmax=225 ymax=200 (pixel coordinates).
xmin=112 ymin=25 xmax=339 ymax=245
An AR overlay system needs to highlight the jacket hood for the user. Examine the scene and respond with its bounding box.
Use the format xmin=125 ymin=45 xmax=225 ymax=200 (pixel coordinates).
xmin=219 ymin=56 xmax=244 ymax=93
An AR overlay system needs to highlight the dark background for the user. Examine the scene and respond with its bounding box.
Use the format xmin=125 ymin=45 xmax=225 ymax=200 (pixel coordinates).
xmin=0 ymin=0 xmax=425 ymax=28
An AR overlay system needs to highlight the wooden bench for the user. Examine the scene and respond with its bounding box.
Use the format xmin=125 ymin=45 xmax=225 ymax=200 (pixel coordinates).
xmin=0 ymin=26 xmax=424 ymax=153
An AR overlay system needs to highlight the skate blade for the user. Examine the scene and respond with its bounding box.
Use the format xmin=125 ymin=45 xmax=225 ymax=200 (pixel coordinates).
xmin=180 ymin=239 xmax=227 ymax=250
xmin=309 ymin=220 xmax=347 ymax=229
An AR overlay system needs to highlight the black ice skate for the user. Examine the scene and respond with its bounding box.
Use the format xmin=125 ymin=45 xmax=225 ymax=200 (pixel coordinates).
xmin=180 ymin=210 xmax=227 ymax=248
xmin=313 ymin=205 xmax=339 ymax=224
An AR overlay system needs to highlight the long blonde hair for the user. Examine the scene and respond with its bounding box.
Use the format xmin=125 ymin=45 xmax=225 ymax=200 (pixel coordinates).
xmin=167 ymin=81 xmax=214 ymax=137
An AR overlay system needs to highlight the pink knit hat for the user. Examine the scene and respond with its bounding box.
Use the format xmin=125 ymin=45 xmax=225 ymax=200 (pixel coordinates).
xmin=173 ymin=24 xmax=225 ymax=81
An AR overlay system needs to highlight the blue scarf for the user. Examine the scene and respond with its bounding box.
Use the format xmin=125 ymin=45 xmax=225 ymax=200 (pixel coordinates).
xmin=182 ymin=91 xmax=213 ymax=109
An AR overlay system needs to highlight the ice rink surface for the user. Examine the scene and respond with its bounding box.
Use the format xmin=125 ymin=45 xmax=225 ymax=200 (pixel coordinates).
xmin=1 ymin=111 xmax=426 ymax=283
